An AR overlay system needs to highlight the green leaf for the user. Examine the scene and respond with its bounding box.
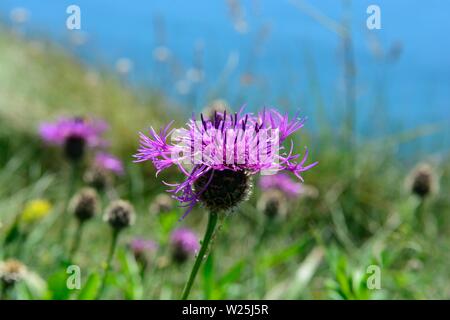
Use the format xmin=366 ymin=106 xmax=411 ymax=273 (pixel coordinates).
xmin=116 ymin=249 xmax=143 ymax=300
xmin=218 ymin=259 xmax=245 ymax=287
xmin=78 ymin=273 xmax=101 ymax=300
xmin=3 ymin=219 xmax=21 ymax=246
xmin=47 ymin=269 xmax=71 ymax=300
xmin=259 ymin=238 xmax=309 ymax=269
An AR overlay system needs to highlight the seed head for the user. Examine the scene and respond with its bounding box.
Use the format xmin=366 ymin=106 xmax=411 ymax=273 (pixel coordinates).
xmin=70 ymin=188 xmax=99 ymax=222
xmin=149 ymin=194 xmax=174 ymax=214
xmin=0 ymin=259 xmax=27 ymax=289
xmin=104 ymin=200 xmax=135 ymax=231
xmin=407 ymin=163 xmax=438 ymax=199
xmin=84 ymin=166 xmax=112 ymax=191
xmin=257 ymin=190 xmax=288 ymax=219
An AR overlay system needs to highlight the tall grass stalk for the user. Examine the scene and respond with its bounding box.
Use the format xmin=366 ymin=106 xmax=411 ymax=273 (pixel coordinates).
xmin=97 ymin=229 xmax=119 ymax=299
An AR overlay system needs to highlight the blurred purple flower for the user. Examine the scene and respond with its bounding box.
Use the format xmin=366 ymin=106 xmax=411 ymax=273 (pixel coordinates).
xmin=95 ymin=152 xmax=124 ymax=175
xmin=129 ymin=238 xmax=158 ymax=268
xmin=39 ymin=116 xmax=107 ymax=147
xmin=170 ymin=228 xmax=199 ymax=263
xmin=259 ymin=173 xmax=303 ymax=198
xmin=130 ymin=238 xmax=158 ymax=254
xmin=135 ymin=107 xmax=317 ymax=218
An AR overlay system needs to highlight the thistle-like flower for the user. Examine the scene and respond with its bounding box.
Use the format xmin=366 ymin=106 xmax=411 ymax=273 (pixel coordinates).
xmin=135 ymin=108 xmax=317 ymax=217
xmin=104 ymin=200 xmax=135 ymax=231
xmin=39 ymin=116 xmax=107 ymax=162
xmin=170 ymin=228 xmax=199 ymax=263
xmin=70 ymin=188 xmax=99 ymax=222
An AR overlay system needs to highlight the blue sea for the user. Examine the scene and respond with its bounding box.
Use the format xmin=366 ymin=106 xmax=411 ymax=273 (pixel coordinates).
xmin=1 ymin=0 xmax=449 ymax=143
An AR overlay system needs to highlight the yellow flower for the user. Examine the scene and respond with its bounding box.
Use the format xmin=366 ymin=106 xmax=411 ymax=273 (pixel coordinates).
xmin=20 ymin=199 xmax=52 ymax=224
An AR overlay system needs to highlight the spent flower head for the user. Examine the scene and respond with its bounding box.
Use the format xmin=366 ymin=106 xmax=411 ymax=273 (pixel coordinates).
xmin=0 ymin=259 xmax=27 ymax=289
xmin=104 ymin=200 xmax=136 ymax=231
xmin=406 ymin=163 xmax=439 ymax=199
xmin=257 ymin=189 xmax=288 ymax=219
xmin=70 ymin=188 xmax=99 ymax=222
xmin=135 ymin=107 xmax=317 ymax=217
xmin=149 ymin=193 xmax=174 ymax=215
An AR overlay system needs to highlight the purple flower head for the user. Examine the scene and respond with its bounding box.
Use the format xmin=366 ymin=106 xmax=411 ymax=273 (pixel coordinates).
xmin=259 ymin=173 xmax=303 ymax=198
xmin=135 ymin=107 xmax=317 ymax=218
xmin=39 ymin=116 xmax=107 ymax=147
xmin=129 ymin=238 xmax=158 ymax=254
xmin=129 ymin=238 xmax=158 ymax=267
xmin=94 ymin=152 xmax=124 ymax=176
xmin=170 ymin=228 xmax=199 ymax=263
xmin=39 ymin=116 xmax=108 ymax=161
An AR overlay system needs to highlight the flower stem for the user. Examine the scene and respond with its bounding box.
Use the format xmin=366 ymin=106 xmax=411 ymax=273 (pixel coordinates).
xmin=58 ymin=162 xmax=79 ymax=247
xmin=96 ymin=229 xmax=119 ymax=299
xmin=181 ymin=212 xmax=218 ymax=300
xmin=69 ymin=220 xmax=84 ymax=261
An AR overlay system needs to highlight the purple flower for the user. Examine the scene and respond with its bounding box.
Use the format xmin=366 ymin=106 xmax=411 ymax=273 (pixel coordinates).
xmin=135 ymin=107 xmax=317 ymax=217
xmin=39 ymin=116 xmax=107 ymax=147
xmin=130 ymin=238 xmax=158 ymax=254
xmin=259 ymin=173 xmax=303 ymax=198
xmin=39 ymin=117 xmax=108 ymax=161
xmin=170 ymin=228 xmax=199 ymax=263
xmin=94 ymin=152 xmax=124 ymax=175
xmin=129 ymin=238 xmax=158 ymax=267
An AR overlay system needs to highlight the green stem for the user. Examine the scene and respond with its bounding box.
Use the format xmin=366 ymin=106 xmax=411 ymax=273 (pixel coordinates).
xmin=57 ymin=162 xmax=79 ymax=247
xmin=181 ymin=212 xmax=218 ymax=300
xmin=0 ymin=285 xmax=8 ymax=300
xmin=69 ymin=220 xmax=84 ymax=261
xmin=96 ymin=229 xmax=119 ymax=299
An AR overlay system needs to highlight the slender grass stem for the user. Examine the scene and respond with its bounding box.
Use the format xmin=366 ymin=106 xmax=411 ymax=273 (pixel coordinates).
xmin=69 ymin=220 xmax=84 ymax=261
xmin=181 ymin=212 xmax=218 ymax=300
xmin=57 ymin=162 xmax=79 ymax=247
xmin=96 ymin=229 xmax=119 ymax=299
